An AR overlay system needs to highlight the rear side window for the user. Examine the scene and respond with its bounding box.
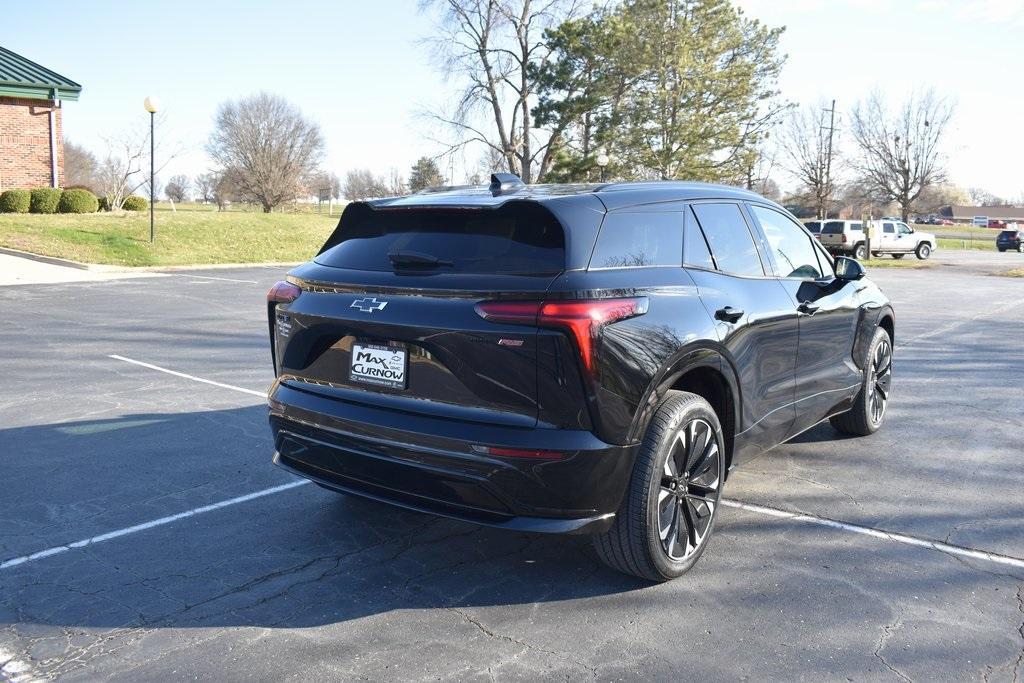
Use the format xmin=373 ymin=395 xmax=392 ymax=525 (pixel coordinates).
xmin=316 ymin=204 xmax=565 ymax=274
xmin=589 ymin=212 xmax=682 ymax=268
xmin=683 ymin=209 xmax=715 ymax=270
xmin=690 ymin=203 xmax=764 ymax=277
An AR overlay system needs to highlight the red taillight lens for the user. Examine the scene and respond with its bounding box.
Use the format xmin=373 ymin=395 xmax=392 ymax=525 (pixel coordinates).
xmin=473 ymin=445 xmax=565 ymax=460
xmin=267 ymin=281 xmax=301 ymax=304
xmin=841 ymin=233 xmax=848 ymax=243
xmin=476 ymin=297 xmax=648 ymax=374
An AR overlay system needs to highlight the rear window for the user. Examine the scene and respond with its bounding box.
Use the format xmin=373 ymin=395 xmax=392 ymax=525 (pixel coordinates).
xmin=316 ymin=204 xmax=565 ymax=274
xmin=999 ymin=230 xmax=1017 ymax=238
xmin=589 ymin=212 xmax=682 ymax=268
xmin=821 ymin=221 xmax=862 ymax=234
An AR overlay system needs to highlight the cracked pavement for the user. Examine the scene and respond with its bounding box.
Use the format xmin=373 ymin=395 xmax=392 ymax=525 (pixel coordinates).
xmin=1 ymin=252 xmax=1024 ymax=681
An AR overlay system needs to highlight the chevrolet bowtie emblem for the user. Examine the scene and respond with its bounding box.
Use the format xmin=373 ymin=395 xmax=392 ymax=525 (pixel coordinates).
xmin=351 ymin=297 xmax=389 ymax=313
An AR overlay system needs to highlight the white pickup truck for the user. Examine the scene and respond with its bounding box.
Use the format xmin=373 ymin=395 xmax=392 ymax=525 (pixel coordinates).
xmin=819 ymin=219 xmax=936 ymax=260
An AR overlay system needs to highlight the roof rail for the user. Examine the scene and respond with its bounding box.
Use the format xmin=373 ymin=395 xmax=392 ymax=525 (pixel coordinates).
xmin=489 ymin=173 xmax=525 ymax=196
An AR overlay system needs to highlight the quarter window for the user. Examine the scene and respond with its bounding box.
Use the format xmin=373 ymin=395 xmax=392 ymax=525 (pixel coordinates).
xmin=589 ymin=211 xmax=683 ymax=268
xmin=690 ymin=203 xmax=764 ymax=277
xmin=750 ymin=205 xmax=824 ymax=279
xmin=883 ymin=222 xmax=895 ymax=234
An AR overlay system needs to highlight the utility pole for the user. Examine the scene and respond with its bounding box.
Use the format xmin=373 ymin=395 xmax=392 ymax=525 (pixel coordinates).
xmin=821 ymin=99 xmax=838 ymax=220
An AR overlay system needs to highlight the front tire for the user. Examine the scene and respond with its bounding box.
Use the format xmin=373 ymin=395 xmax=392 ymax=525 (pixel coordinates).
xmin=854 ymin=243 xmax=867 ymax=260
xmin=594 ymin=391 xmax=725 ymax=582
xmin=915 ymin=242 xmax=932 ymax=259
xmin=830 ymin=327 xmax=892 ymax=436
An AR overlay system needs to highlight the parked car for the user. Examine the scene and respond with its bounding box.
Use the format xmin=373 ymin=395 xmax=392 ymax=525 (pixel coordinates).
xmin=820 ymin=219 xmax=936 ymax=260
xmin=937 ymin=218 xmax=954 ymax=226
xmin=803 ymin=220 xmax=823 ymax=237
xmin=265 ymin=176 xmax=895 ymax=582
xmin=997 ymin=229 xmax=1024 ymax=252
xmin=989 ymin=219 xmax=1008 ymax=229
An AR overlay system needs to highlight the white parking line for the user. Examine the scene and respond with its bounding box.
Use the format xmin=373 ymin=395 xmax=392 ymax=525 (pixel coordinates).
xmin=0 ymin=480 xmax=311 ymax=571
xmin=108 ymin=354 xmax=266 ymax=397
xmin=722 ymin=499 xmax=1024 ymax=570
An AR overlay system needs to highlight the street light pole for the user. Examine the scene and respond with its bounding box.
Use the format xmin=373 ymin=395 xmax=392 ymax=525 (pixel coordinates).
xmin=143 ymin=96 xmax=160 ymax=243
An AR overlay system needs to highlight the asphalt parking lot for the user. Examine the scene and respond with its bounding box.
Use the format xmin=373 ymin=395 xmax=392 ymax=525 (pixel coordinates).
xmin=2 ymin=249 xmax=1023 ymax=681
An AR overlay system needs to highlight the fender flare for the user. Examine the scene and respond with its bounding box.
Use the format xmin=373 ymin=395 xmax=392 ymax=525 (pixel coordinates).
xmin=625 ymin=342 xmax=743 ymax=445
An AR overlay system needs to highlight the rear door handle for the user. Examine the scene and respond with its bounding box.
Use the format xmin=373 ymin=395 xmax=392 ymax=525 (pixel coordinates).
xmin=715 ymin=306 xmax=744 ymax=323
xmin=798 ymin=301 xmax=820 ymax=315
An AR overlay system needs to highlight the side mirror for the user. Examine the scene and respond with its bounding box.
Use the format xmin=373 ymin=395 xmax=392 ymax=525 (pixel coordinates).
xmin=835 ymin=256 xmax=866 ymax=281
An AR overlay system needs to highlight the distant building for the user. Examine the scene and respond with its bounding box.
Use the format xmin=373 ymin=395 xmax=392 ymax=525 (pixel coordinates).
xmin=0 ymin=46 xmax=81 ymax=190
xmin=940 ymin=205 xmax=1024 ymax=224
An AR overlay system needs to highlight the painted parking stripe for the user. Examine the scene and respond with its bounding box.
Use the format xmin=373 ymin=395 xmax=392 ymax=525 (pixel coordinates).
xmin=108 ymin=354 xmax=266 ymax=398
xmin=0 ymin=480 xmax=311 ymax=571
xmin=722 ymin=499 xmax=1024 ymax=570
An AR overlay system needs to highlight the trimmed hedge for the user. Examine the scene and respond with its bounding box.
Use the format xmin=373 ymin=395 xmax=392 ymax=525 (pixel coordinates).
xmin=122 ymin=195 xmax=148 ymax=211
xmin=29 ymin=187 xmax=63 ymax=214
xmin=0 ymin=189 xmax=31 ymax=213
xmin=58 ymin=188 xmax=99 ymax=214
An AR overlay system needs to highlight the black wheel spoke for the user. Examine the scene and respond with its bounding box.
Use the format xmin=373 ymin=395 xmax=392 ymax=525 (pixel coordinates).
xmin=676 ymin=499 xmax=693 ymax=557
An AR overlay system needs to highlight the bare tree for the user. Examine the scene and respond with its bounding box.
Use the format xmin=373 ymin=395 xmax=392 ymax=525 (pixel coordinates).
xmin=343 ymin=168 xmax=407 ymax=199
xmin=64 ymin=142 xmax=99 ymax=189
xmin=194 ymin=172 xmax=216 ymax=204
xmin=165 ymin=174 xmax=191 ymax=202
xmin=96 ymin=115 xmax=179 ymax=210
xmin=207 ymin=92 xmax=325 ymax=213
xmin=310 ymin=171 xmax=342 ymax=200
xmin=211 ymin=169 xmax=239 ymax=211
xmin=967 ymin=187 xmax=1007 ymax=206
xmin=778 ymin=100 xmax=840 ymax=220
xmin=850 ymin=89 xmax=954 ymax=222
xmin=423 ymin=0 xmax=579 ymax=183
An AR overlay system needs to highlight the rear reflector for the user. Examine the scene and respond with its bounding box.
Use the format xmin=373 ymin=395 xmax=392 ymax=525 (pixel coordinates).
xmin=472 ymin=445 xmax=565 ymax=460
xmin=267 ymin=281 xmax=301 ymax=304
xmin=475 ymin=297 xmax=648 ymax=373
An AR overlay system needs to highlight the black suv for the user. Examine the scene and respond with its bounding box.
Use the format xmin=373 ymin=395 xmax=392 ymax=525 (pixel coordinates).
xmin=266 ymin=176 xmax=894 ymax=581
xmin=997 ymin=229 xmax=1024 ymax=252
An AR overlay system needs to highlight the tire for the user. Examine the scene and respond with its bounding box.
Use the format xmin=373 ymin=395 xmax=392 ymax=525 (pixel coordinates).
xmin=915 ymin=242 xmax=932 ymax=259
xmin=891 ymin=253 xmax=905 ymax=259
xmin=593 ymin=391 xmax=725 ymax=582
xmin=999 ymin=248 xmax=1006 ymax=252
xmin=1017 ymin=243 xmax=1023 ymax=253
xmin=853 ymin=243 xmax=867 ymax=260
xmin=830 ymin=327 xmax=892 ymax=436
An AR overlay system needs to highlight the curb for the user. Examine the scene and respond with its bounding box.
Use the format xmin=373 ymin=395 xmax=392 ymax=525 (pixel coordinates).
xmin=0 ymin=247 xmax=301 ymax=273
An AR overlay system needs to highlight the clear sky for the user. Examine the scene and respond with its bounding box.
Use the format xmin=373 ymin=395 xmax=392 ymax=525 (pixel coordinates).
xmin=5 ymin=0 xmax=1022 ymax=197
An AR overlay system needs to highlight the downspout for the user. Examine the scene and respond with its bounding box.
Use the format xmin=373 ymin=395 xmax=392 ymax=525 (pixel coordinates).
xmin=48 ymin=88 xmax=59 ymax=188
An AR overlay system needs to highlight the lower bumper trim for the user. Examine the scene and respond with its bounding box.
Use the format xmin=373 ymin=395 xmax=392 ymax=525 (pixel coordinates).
xmin=274 ymin=452 xmax=615 ymax=535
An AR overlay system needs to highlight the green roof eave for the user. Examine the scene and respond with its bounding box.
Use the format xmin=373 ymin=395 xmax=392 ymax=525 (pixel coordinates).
xmin=0 ymin=83 xmax=80 ymax=101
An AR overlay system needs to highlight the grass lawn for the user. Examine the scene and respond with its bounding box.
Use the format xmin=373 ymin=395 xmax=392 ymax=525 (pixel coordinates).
xmin=0 ymin=203 xmax=341 ymax=266
xmin=859 ymin=257 xmax=933 ymax=269
xmin=937 ymin=237 xmax=996 ymax=251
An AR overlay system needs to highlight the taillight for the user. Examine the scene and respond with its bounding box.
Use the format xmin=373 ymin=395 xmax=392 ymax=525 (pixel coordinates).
xmin=267 ymin=281 xmax=301 ymax=304
xmin=475 ymin=297 xmax=648 ymax=374
xmin=841 ymin=233 xmax=848 ymax=243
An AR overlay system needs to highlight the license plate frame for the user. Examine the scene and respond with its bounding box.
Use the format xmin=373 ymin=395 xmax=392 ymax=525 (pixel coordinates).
xmin=349 ymin=342 xmax=408 ymax=390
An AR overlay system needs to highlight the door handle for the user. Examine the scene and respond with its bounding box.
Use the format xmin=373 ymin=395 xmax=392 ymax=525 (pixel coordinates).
xmin=798 ymin=301 xmax=820 ymax=315
xmin=715 ymin=306 xmax=744 ymax=323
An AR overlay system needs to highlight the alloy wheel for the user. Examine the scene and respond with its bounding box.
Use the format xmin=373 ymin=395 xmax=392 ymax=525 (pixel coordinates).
xmin=658 ymin=418 xmax=721 ymax=561
xmin=867 ymin=337 xmax=892 ymax=424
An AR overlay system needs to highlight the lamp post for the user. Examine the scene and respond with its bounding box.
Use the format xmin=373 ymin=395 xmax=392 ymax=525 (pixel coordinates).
xmin=595 ymin=148 xmax=609 ymax=182
xmin=143 ymin=96 xmax=160 ymax=242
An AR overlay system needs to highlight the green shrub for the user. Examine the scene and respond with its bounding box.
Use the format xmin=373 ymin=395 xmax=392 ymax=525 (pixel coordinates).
xmin=29 ymin=187 xmax=63 ymax=214
xmin=0 ymin=189 xmax=31 ymax=213
xmin=58 ymin=188 xmax=99 ymax=214
xmin=122 ymin=195 xmax=148 ymax=212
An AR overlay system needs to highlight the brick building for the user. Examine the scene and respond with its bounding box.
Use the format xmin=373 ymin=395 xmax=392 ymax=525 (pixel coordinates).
xmin=0 ymin=46 xmax=81 ymax=190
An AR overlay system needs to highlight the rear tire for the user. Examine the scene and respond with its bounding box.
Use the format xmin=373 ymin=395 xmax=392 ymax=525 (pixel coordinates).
xmin=1017 ymin=243 xmax=1023 ymax=253
xmin=593 ymin=391 xmax=725 ymax=582
xmin=854 ymin=243 xmax=867 ymax=260
xmin=999 ymin=248 xmax=1006 ymax=252
xmin=830 ymin=327 xmax=892 ymax=436
xmin=915 ymin=242 xmax=932 ymax=259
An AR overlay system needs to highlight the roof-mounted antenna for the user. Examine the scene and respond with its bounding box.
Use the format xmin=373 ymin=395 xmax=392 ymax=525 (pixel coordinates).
xmin=489 ymin=173 xmax=525 ymax=196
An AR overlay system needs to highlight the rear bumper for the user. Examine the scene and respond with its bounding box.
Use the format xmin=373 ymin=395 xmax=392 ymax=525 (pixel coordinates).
xmin=268 ymin=382 xmax=637 ymax=534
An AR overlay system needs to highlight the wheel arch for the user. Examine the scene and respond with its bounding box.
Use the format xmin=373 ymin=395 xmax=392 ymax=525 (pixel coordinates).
xmin=628 ymin=344 xmax=741 ymax=473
